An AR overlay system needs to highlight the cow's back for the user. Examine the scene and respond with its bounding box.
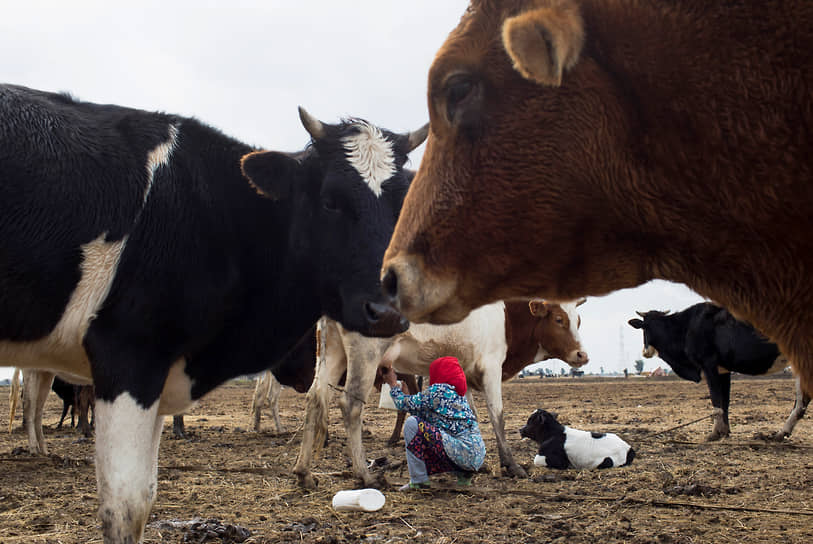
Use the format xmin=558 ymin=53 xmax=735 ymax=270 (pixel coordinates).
xmin=0 ymin=84 xmax=178 ymax=342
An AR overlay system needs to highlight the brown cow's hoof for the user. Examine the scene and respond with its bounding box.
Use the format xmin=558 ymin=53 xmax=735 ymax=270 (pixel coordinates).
xmin=362 ymin=472 xmax=388 ymax=489
xmin=704 ymin=430 xmax=728 ymax=442
xmin=504 ymin=463 xmax=528 ymax=478
xmin=295 ymin=471 xmax=318 ymax=490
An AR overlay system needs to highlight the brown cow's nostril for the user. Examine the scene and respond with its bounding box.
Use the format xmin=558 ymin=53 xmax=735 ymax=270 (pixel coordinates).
xmin=382 ymin=267 xmax=399 ymax=301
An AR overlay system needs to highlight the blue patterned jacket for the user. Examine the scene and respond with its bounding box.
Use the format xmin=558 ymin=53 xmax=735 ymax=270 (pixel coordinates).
xmin=390 ymin=383 xmax=486 ymax=471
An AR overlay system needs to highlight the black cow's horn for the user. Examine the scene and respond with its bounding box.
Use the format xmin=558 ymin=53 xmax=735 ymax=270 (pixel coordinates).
xmin=298 ymin=106 xmax=326 ymax=140
xmin=636 ymin=311 xmax=646 ymax=318
xmin=406 ymin=123 xmax=429 ymax=152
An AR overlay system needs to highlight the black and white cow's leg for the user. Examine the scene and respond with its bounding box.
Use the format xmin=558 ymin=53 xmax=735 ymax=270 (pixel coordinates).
xmin=772 ymin=376 xmax=810 ymax=441
xmin=94 ymin=394 xmax=163 ymax=544
xmin=483 ymin=365 xmax=527 ymax=478
xmin=705 ymin=369 xmax=731 ymax=441
xmin=85 ymin=324 xmax=173 ymax=544
xmin=23 ymin=369 xmax=54 ymax=454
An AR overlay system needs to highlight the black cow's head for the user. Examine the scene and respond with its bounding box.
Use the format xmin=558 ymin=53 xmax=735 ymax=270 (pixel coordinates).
xmin=241 ymin=108 xmax=428 ymax=337
xmin=628 ymin=311 xmax=702 ymax=382
xmin=519 ymin=409 xmax=562 ymax=444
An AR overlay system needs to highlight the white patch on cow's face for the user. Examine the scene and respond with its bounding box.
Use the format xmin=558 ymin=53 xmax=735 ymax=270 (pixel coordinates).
xmin=95 ymin=393 xmax=163 ymax=542
xmin=642 ymin=345 xmax=658 ymax=358
xmin=342 ymin=122 xmax=395 ymax=197
xmin=560 ymin=302 xmax=582 ymax=345
xmin=0 ymin=234 xmax=125 ymax=378
xmin=157 ymin=358 xmax=196 ymax=415
xmin=143 ymin=124 xmax=179 ymax=203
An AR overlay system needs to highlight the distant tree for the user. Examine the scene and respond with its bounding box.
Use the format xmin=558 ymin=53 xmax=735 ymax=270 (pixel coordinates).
xmin=560 ymin=368 xmax=566 ymax=376
xmin=635 ymin=359 xmax=645 ymax=374
xmin=600 ymin=366 xmax=604 ymax=375
xmin=624 ymin=368 xmax=629 ymax=378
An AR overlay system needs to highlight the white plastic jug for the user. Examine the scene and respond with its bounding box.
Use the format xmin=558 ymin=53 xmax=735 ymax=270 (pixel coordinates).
xmin=331 ymin=488 xmax=386 ymax=512
xmin=378 ymin=382 xmax=400 ymax=410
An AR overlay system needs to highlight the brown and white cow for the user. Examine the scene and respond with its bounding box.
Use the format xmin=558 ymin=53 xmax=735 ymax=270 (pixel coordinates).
xmin=381 ymin=0 xmax=813 ymax=396
xmin=293 ymin=299 xmax=586 ymax=488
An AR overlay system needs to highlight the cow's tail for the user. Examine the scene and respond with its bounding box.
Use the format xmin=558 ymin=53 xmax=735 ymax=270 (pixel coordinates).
xmin=8 ymin=368 xmax=21 ymax=434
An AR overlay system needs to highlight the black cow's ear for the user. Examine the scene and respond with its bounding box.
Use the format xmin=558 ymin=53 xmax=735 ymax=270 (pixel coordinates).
xmin=628 ymin=318 xmax=644 ymax=329
xmin=241 ymin=151 xmax=301 ymax=200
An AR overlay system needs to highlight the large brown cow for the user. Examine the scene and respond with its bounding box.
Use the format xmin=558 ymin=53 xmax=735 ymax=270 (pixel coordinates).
xmin=382 ymin=0 xmax=813 ymax=395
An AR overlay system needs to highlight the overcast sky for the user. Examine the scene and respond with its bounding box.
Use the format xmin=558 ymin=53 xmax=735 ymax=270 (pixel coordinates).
xmin=0 ymin=1 xmax=704 ymax=381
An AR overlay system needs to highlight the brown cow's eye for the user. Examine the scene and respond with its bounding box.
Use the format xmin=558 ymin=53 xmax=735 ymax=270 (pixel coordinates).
xmin=444 ymin=75 xmax=476 ymax=123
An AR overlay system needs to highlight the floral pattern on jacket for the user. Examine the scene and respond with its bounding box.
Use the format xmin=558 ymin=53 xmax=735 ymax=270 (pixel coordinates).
xmin=390 ymin=382 xmax=486 ymax=471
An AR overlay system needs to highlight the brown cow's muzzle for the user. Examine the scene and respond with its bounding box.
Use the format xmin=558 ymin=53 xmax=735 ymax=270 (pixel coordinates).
xmin=381 ymin=253 xmax=467 ymax=324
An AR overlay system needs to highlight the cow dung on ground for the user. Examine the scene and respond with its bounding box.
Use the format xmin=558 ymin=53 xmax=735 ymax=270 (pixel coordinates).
xmin=1 ymin=376 xmax=811 ymax=544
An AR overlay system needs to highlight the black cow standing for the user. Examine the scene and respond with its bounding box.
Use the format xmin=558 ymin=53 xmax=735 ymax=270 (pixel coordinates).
xmin=0 ymin=83 xmax=425 ymax=543
xmin=628 ymin=303 xmax=809 ymax=441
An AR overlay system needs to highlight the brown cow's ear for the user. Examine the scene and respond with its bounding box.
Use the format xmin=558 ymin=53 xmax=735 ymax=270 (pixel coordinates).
xmin=529 ymin=299 xmax=549 ymax=317
xmin=241 ymin=151 xmax=300 ymax=200
xmin=501 ymin=1 xmax=584 ymax=86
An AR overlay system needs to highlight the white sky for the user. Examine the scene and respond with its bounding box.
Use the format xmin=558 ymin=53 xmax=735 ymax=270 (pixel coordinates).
xmin=0 ymin=1 xmax=704 ymax=380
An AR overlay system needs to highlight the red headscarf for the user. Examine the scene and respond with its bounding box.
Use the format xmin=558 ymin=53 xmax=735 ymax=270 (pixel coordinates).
xmin=429 ymin=356 xmax=467 ymax=397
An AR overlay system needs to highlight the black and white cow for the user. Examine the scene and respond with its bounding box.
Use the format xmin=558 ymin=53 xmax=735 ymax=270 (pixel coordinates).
xmin=519 ymin=409 xmax=635 ymax=470
xmin=628 ymin=303 xmax=809 ymax=441
xmin=0 ymin=83 xmax=426 ymax=544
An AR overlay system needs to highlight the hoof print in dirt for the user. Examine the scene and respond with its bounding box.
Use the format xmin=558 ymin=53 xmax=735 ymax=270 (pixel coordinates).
xmin=283 ymin=517 xmax=322 ymax=534
xmin=664 ymin=484 xmax=720 ymax=497
xmin=149 ymin=518 xmax=250 ymax=543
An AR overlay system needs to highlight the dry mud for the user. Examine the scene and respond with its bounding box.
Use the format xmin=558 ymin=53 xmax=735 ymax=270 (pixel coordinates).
xmin=1 ymin=375 xmax=811 ymax=543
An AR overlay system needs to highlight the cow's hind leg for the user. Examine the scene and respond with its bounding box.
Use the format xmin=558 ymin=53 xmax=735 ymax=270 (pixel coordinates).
xmin=482 ymin=365 xmax=527 ymax=477
xmin=250 ymin=371 xmax=272 ymax=432
xmin=23 ymin=370 xmax=54 ymax=454
xmin=268 ymin=374 xmax=285 ymax=433
xmin=770 ymin=376 xmax=810 ymax=441
xmin=95 ymin=394 xmax=163 ymax=544
xmin=705 ymin=370 xmax=731 ymax=441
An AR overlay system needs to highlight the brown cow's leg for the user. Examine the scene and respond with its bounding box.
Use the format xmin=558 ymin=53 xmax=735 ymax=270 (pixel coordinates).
xmin=772 ymin=377 xmax=810 ymax=441
xmin=77 ymin=386 xmax=95 ymax=438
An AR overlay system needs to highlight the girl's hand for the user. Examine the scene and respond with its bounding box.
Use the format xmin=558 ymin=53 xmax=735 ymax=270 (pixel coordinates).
xmin=382 ymin=366 xmax=398 ymax=387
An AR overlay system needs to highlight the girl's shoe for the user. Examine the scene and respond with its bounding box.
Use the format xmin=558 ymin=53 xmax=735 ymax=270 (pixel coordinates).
xmin=456 ymin=473 xmax=474 ymax=487
xmin=399 ymin=481 xmax=431 ymax=491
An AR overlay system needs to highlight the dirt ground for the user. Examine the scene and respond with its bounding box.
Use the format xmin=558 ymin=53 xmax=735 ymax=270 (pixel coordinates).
xmin=1 ymin=375 xmax=811 ymax=544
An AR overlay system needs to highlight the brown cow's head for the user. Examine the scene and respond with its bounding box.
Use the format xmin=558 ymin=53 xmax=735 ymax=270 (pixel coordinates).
xmin=382 ymin=0 xmax=642 ymax=324
xmin=527 ymin=298 xmax=588 ymax=367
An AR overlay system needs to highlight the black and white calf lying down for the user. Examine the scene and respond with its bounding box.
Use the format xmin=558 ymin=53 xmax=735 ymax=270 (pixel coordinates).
xmin=519 ymin=409 xmax=635 ymax=470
